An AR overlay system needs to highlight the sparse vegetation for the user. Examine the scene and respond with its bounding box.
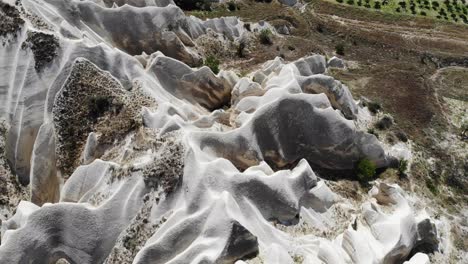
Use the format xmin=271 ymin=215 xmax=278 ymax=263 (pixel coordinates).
xmin=259 ymin=29 xmax=273 ymax=45
xmin=291 ymin=253 xmax=305 ymax=263
xmin=21 ymin=32 xmax=59 ymax=71
xmin=204 ymin=55 xmax=220 ymax=74
xmin=426 ymin=178 xmax=438 ymax=195
xmin=461 ymin=121 xmax=468 ymax=139
xmin=356 ymin=158 xmax=377 ymax=182
xmin=0 ymin=2 xmax=24 ymax=39
xmin=335 ymin=43 xmax=345 ymax=55
xmin=395 ymin=130 xmax=409 ymax=142
xmin=227 ymin=1 xmax=239 ymax=11
xmin=398 ymin=159 xmax=408 ymax=176
xmin=367 ymin=128 xmax=379 ymax=138
xmin=386 ymin=133 xmax=397 ymax=144
xmin=237 ymin=40 xmax=246 ymax=57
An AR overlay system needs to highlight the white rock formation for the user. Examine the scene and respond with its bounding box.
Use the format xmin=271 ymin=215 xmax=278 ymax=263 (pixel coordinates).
xmin=327 ymin=56 xmax=345 ymax=69
xmin=0 ymin=0 xmax=440 ymax=263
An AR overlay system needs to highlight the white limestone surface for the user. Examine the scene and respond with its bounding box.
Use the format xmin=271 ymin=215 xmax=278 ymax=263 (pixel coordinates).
xmin=0 ymin=1 xmax=440 ymax=263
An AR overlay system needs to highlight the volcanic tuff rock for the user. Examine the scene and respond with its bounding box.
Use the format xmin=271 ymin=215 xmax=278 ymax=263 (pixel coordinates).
xmin=0 ymin=0 xmax=442 ymax=263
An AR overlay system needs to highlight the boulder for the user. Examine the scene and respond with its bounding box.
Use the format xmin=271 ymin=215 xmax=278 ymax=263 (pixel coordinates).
xmin=327 ymin=56 xmax=346 ymax=68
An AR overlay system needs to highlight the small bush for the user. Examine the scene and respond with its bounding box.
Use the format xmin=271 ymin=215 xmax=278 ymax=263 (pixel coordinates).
xmin=227 ymin=1 xmax=238 ymax=11
xmin=204 ymin=55 xmax=220 ymax=74
xmin=336 ymin=0 xmax=344 ymax=3
xmin=395 ymin=130 xmax=408 ymax=142
xmin=347 ymin=0 xmax=355 ymax=5
xmin=374 ymin=1 xmax=382 ymax=8
xmin=259 ymin=29 xmax=273 ymax=45
xmin=376 ymin=115 xmax=393 ymax=130
xmin=367 ymin=101 xmax=382 ymax=114
xmin=356 ymin=158 xmax=376 ymax=182
xmin=398 ymin=159 xmax=408 ymax=176
xmin=335 ymin=43 xmax=345 ymax=56
xmin=237 ymin=41 xmax=246 ymax=58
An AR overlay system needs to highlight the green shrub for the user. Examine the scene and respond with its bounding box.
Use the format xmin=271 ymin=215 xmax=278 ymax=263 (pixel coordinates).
xmin=335 ymin=43 xmax=345 ymax=56
xmin=259 ymin=29 xmax=273 ymax=45
xmin=347 ymin=0 xmax=355 ymax=5
xmin=204 ymin=55 xmax=220 ymax=74
xmin=356 ymin=158 xmax=376 ymax=182
xmin=336 ymin=0 xmax=344 ymax=3
xmin=398 ymin=159 xmax=408 ymax=176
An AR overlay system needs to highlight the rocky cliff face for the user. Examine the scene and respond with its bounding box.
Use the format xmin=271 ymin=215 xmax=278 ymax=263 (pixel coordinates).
xmin=0 ymin=0 xmax=444 ymax=263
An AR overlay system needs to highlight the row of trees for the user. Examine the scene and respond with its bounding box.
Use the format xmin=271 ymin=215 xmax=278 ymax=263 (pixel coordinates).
xmin=336 ymin=0 xmax=386 ymax=9
xmin=335 ymin=0 xmax=468 ymax=23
